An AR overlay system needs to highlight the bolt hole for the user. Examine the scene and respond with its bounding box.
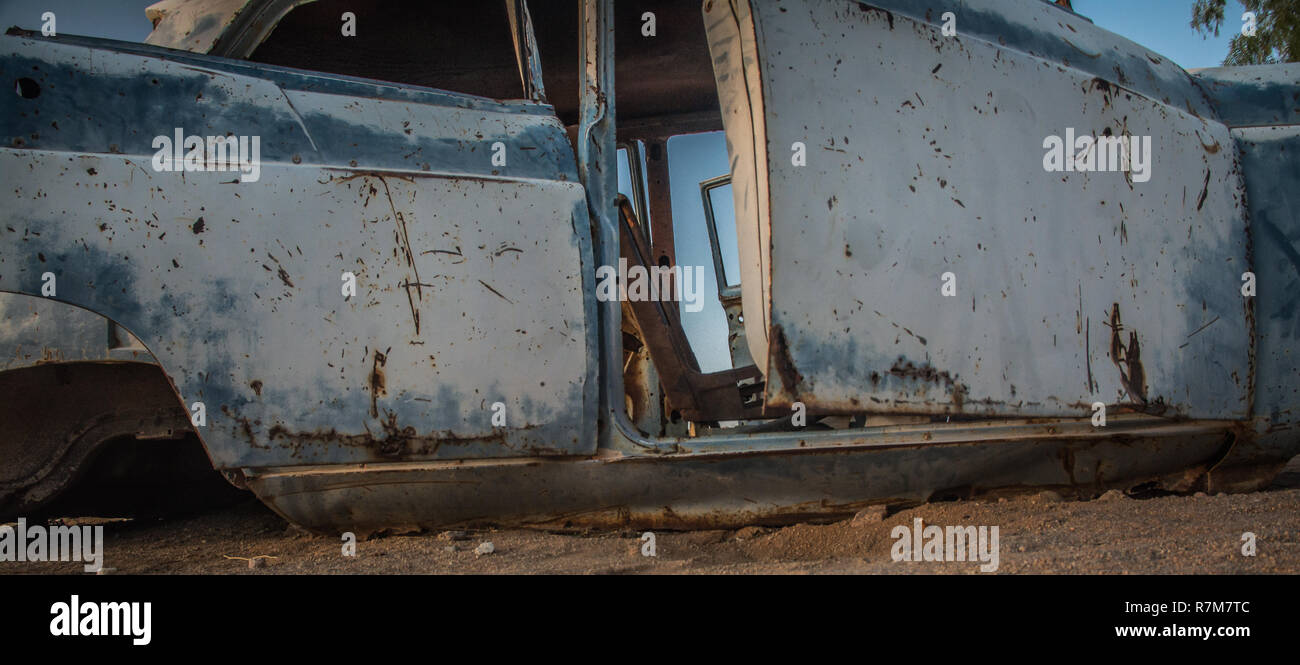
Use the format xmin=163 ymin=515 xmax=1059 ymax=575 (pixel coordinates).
xmin=15 ymin=77 xmax=39 ymax=99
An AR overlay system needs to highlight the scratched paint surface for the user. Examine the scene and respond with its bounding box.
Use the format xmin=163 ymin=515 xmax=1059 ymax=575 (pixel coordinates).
xmin=1192 ymin=64 xmax=1300 ymax=432
xmin=0 ymin=35 xmax=596 ymax=468
xmin=754 ymin=0 xmax=1251 ymax=418
xmin=1233 ymin=126 xmax=1300 ymax=428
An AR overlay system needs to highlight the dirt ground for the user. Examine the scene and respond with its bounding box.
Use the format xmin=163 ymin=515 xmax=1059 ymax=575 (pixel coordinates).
xmin=5 ymin=457 xmax=1300 ymax=575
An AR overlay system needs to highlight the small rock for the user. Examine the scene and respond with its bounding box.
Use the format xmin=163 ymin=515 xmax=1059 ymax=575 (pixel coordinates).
xmin=1098 ymin=489 xmax=1126 ymax=502
xmin=474 ymin=541 xmax=495 ymax=556
xmin=443 ymin=545 xmax=458 ymax=553
xmin=1031 ymin=490 xmax=1064 ymax=504
xmin=734 ymin=526 xmax=765 ymax=540
xmin=850 ymin=504 xmax=888 ymax=525
xmin=248 ymin=558 xmax=266 ymax=569
xmin=438 ymin=530 xmax=470 ymax=542
xmin=1194 ymin=491 xmax=1207 ymax=498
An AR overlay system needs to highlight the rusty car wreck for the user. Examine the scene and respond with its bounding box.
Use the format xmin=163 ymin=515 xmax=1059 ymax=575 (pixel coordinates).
xmin=1 ymin=0 xmax=1298 ymax=533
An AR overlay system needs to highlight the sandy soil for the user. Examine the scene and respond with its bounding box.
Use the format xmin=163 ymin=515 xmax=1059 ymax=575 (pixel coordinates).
xmin=5 ymin=459 xmax=1299 ymax=575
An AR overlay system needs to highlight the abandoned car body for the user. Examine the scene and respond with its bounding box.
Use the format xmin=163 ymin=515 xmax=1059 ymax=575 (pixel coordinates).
xmin=1 ymin=0 xmax=1298 ymax=532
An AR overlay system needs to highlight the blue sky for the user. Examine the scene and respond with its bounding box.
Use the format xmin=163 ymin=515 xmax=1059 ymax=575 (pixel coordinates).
xmin=1077 ymin=0 xmax=1247 ymax=70
xmin=0 ymin=0 xmax=155 ymax=42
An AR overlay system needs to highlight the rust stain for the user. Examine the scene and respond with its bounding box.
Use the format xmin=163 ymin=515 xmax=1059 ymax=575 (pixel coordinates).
xmin=220 ymin=405 xmax=269 ymax=450
xmin=1198 ymin=132 xmax=1221 ymax=154
xmin=885 ymin=359 xmax=969 ymax=410
xmin=1085 ymin=315 xmax=1097 ymax=394
xmin=263 ymin=417 xmax=521 ymax=461
xmin=1088 ymin=77 xmax=1113 ymax=107
xmin=1107 ymin=303 xmax=1147 ymax=405
xmin=856 ymin=5 xmax=895 ymax=30
xmin=368 ymin=349 xmax=388 ymax=418
xmin=1196 ymin=169 xmax=1210 ymax=212
xmin=378 ymin=176 xmax=422 ymax=335
xmin=331 ymin=170 xmax=416 ymax=185
xmin=770 ymin=324 xmax=804 ymax=393
xmin=478 ymin=280 xmax=514 ymax=304
xmin=888 ymin=358 xmax=955 ymax=384
xmin=374 ymin=412 xmax=415 ymax=458
xmin=253 ymin=404 xmax=554 ymax=461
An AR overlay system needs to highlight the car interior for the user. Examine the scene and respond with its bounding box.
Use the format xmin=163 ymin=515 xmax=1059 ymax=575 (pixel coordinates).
xmin=243 ymin=0 xmax=804 ymax=436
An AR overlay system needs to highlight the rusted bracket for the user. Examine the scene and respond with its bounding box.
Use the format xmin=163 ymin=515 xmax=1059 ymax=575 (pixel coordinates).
xmin=617 ymin=197 xmax=762 ymax=421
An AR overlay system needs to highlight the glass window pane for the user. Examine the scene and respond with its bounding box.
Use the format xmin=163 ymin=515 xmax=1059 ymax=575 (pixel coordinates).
xmin=616 ymin=147 xmax=635 ymax=204
xmin=707 ymin=182 xmax=740 ymax=288
xmin=666 ymin=131 xmax=731 ymax=373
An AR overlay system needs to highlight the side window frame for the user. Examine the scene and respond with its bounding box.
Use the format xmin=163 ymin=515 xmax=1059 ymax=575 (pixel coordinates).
xmin=699 ymin=174 xmax=741 ymax=301
xmin=176 ymin=0 xmax=546 ymax=104
xmin=617 ymin=140 xmax=653 ymax=241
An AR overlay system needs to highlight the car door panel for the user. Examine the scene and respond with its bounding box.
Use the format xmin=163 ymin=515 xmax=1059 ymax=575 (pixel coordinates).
xmin=747 ymin=0 xmax=1251 ymax=419
xmin=0 ymin=34 xmax=597 ymax=468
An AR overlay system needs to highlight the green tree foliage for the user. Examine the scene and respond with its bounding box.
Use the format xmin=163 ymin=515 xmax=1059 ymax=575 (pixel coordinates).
xmin=1191 ymin=0 xmax=1299 ymax=64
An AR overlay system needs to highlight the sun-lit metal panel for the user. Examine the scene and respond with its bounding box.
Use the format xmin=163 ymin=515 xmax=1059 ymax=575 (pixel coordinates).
xmin=753 ymin=0 xmax=1252 ymax=419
